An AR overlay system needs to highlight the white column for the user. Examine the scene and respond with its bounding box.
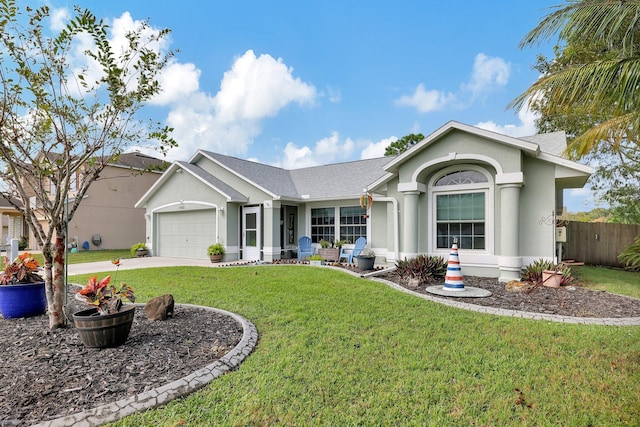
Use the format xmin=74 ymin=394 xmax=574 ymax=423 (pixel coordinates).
xmin=262 ymin=200 xmax=281 ymax=262
xmin=498 ymin=183 xmax=522 ymax=282
xmin=402 ymin=191 xmax=420 ymax=258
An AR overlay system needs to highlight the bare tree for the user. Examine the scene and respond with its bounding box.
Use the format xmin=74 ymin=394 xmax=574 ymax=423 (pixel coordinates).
xmin=0 ymin=1 xmax=176 ymax=328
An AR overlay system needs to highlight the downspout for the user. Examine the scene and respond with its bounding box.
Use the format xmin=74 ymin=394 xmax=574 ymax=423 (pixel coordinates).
xmin=371 ymin=196 xmax=400 ymax=262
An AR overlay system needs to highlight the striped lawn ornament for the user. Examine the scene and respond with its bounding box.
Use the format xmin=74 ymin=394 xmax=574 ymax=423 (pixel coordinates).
xmin=443 ymin=243 xmax=464 ymax=291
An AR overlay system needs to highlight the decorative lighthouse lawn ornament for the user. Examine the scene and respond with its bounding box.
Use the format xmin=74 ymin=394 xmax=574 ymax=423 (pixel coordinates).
xmin=443 ymin=239 xmax=465 ymax=291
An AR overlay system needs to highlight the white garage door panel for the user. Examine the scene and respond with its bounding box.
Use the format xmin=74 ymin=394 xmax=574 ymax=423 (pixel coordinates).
xmin=157 ymin=210 xmax=216 ymax=259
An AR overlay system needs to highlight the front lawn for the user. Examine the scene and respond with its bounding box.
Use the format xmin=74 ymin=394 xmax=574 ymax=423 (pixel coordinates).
xmin=68 ymin=266 xmax=640 ymax=426
xmin=573 ymin=265 xmax=640 ymax=299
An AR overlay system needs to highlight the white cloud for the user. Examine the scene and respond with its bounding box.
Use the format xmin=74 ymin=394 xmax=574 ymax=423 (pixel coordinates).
xmin=50 ymin=7 xmax=70 ymax=31
xmin=214 ymin=50 xmax=316 ymax=123
xmin=475 ymin=104 xmax=538 ymax=137
xmin=151 ymin=62 xmax=201 ymax=105
xmin=47 ymin=11 xmax=316 ymax=162
xmin=159 ymin=50 xmax=317 ymax=160
xmin=396 ymin=53 xmax=510 ymax=114
xmin=465 ymin=53 xmax=510 ymax=98
xmin=326 ymin=86 xmax=342 ymax=103
xmin=361 ymin=136 xmax=397 ymax=159
xmin=395 ymin=84 xmax=456 ymax=113
xmin=280 ymin=132 xmax=356 ymax=169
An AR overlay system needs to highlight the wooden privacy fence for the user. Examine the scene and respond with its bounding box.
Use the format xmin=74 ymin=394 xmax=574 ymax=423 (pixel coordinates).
xmin=563 ymin=221 xmax=640 ymax=267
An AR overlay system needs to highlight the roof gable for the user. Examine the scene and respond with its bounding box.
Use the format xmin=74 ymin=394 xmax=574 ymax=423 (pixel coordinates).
xmin=384 ymin=121 xmax=540 ymax=172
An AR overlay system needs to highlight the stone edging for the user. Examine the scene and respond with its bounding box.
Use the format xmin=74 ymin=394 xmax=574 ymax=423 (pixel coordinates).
xmin=371 ymin=276 xmax=640 ymax=326
xmin=33 ymin=304 xmax=259 ymax=427
xmin=326 ymin=265 xmax=640 ymax=326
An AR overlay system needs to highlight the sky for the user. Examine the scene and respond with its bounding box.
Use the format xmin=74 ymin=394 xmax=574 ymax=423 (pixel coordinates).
xmin=44 ymin=0 xmax=598 ymax=212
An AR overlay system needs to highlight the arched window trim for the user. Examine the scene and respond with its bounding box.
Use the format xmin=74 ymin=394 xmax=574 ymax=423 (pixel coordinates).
xmin=427 ymin=164 xmax=494 ymax=254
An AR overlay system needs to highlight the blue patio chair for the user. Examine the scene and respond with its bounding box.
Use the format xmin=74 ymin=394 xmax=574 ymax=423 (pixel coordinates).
xmin=339 ymin=237 xmax=366 ymax=263
xmin=297 ymin=236 xmax=315 ymax=261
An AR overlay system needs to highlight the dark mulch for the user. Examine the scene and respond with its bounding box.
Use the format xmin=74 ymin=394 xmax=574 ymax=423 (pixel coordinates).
xmin=2 ymin=264 xmax=639 ymax=426
xmin=0 ymin=302 xmax=243 ymax=426
xmin=376 ymin=273 xmax=640 ymax=318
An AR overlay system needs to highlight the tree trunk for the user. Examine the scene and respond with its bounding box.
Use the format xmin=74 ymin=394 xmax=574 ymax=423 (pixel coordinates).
xmin=47 ymin=235 xmax=67 ymax=329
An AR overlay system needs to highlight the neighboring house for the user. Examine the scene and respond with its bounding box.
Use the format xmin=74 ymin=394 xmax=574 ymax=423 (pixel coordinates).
xmin=0 ymin=197 xmax=25 ymax=246
xmin=6 ymin=152 xmax=167 ymax=251
xmin=136 ymin=121 xmax=592 ymax=282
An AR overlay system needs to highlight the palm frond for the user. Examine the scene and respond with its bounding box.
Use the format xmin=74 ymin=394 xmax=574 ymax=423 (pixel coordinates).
xmin=566 ymin=113 xmax=640 ymax=159
xmin=522 ymin=0 xmax=640 ymax=53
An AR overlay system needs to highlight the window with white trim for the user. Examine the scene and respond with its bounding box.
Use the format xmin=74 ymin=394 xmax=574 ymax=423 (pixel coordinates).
xmin=432 ymin=168 xmax=489 ymax=250
xmin=339 ymin=206 xmax=366 ymax=243
xmin=311 ymin=208 xmax=335 ymax=243
xmin=311 ymin=206 xmax=367 ymax=244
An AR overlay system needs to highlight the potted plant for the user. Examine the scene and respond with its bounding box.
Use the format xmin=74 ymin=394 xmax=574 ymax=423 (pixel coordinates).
xmin=309 ymin=254 xmax=324 ymax=266
xmin=0 ymin=252 xmax=47 ymax=319
xmin=208 ymin=243 xmax=226 ymax=262
xmin=355 ymin=250 xmax=376 ymax=271
xmin=131 ymin=242 xmax=149 ymax=257
xmin=73 ymin=275 xmax=136 ymax=348
xmin=317 ymin=239 xmax=347 ymax=262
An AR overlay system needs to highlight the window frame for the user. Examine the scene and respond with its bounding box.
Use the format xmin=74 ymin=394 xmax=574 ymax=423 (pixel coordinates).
xmin=428 ymin=165 xmax=493 ymax=254
xmin=309 ymin=204 xmax=368 ymax=244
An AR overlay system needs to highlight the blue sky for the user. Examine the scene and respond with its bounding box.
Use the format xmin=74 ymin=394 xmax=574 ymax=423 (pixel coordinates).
xmin=47 ymin=1 xmax=597 ymax=211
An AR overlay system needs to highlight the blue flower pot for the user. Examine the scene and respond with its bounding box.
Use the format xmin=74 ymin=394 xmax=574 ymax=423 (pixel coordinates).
xmin=0 ymin=282 xmax=47 ymax=319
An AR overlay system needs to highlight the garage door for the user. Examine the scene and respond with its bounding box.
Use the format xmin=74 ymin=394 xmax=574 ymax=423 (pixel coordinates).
xmin=156 ymin=209 xmax=216 ymax=259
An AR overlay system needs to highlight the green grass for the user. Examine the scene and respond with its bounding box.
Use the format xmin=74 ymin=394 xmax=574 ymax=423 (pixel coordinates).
xmin=66 ymin=265 xmax=640 ymax=426
xmin=573 ymin=265 xmax=640 ymax=299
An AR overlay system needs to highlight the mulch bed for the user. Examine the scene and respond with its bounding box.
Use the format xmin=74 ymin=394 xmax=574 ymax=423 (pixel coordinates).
xmin=377 ymin=273 xmax=640 ymax=318
xmin=0 ymin=303 xmax=243 ymax=426
xmin=1 ymin=263 xmax=639 ymax=426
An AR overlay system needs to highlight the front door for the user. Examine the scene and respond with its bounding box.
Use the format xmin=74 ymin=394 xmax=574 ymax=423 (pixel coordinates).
xmin=243 ymin=206 xmax=261 ymax=260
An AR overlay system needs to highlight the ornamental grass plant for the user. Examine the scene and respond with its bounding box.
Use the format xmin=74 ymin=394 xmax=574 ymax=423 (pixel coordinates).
xmin=68 ymin=265 xmax=640 ymax=426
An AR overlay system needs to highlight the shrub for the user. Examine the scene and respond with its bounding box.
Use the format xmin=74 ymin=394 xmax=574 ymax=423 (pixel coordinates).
xmin=18 ymin=236 xmax=28 ymax=250
xmin=207 ymin=243 xmax=225 ymax=256
xmin=618 ymin=236 xmax=640 ymax=271
xmin=521 ymin=258 xmax=573 ymax=286
xmin=395 ymin=255 xmax=447 ymax=284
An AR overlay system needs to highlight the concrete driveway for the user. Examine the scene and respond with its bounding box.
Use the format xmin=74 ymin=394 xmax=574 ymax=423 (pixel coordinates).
xmin=67 ymin=256 xmax=231 ymax=276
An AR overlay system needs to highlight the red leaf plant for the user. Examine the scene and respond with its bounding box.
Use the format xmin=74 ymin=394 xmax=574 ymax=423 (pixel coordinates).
xmin=0 ymin=252 xmax=44 ymax=285
xmin=76 ymin=275 xmax=135 ymax=315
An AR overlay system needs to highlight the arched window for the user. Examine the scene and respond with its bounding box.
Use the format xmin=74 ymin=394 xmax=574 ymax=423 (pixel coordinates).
xmin=435 ymin=170 xmax=487 ymax=186
xmin=430 ymin=167 xmax=491 ymax=251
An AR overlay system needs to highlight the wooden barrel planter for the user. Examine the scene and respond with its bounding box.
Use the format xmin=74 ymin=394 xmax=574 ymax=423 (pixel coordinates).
xmin=0 ymin=282 xmax=47 ymax=319
xmin=73 ymin=305 xmax=135 ymax=348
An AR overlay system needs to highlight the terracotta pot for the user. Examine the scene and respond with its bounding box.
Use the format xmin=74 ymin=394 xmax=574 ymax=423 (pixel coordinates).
xmin=542 ymin=270 xmax=562 ymax=288
xmin=0 ymin=282 xmax=47 ymax=319
xmin=73 ymin=305 xmax=135 ymax=348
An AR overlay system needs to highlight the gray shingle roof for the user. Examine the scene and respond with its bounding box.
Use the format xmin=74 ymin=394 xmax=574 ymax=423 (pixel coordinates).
xmin=520 ymin=131 xmax=567 ymax=157
xmin=114 ymin=152 xmax=169 ymax=171
xmin=194 ymin=151 xmax=394 ymax=201
xmin=290 ymin=157 xmax=394 ymax=199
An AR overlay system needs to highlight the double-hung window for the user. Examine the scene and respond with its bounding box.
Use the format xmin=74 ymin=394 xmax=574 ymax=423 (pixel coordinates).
xmin=433 ymin=169 xmax=489 ymax=250
xmin=339 ymin=206 xmax=366 ymax=243
xmin=311 ymin=208 xmax=335 ymax=243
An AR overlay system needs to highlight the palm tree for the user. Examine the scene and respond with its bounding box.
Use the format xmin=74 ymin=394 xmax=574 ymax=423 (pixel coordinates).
xmin=510 ymin=0 xmax=640 ymax=159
